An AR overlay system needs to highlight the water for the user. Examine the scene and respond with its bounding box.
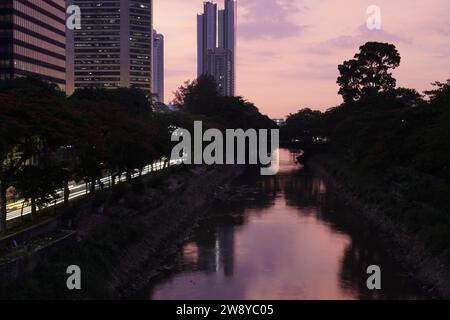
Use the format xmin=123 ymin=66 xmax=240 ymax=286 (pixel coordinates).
xmin=146 ymin=149 xmax=423 ymax=300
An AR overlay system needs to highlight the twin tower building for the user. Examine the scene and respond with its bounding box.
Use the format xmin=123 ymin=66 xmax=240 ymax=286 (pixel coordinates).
xmin=0 ymin=0 xmax=236 ymax=103
xmin=198 ymin=0 xmax=237 ymax=97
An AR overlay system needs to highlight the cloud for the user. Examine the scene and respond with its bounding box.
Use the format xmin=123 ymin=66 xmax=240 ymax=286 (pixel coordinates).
xmin=302 ymin=24 xmax=412 ymax=56
xmin=281 ymin=63 xmax=338 ymax=80
xmin=436 ymin=24 xmax=450 ymax=37
xmin=238 ymin=0 xmax=308 ymax=39
xmin=326 ymin=24 xmax=412 ymax=49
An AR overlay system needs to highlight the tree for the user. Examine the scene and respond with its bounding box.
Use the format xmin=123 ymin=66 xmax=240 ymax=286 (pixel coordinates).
xmin=424 ymin=79 xmax=450 ymax=106
xmin=174 ymin=75 xmax=219 ymax=114
xmin=70 ymin=87 xmax=153 ymax=119
xmin=281 ymin=108 xmax=324 ymax=147
xmin=337 ymin=42 xmax=401 ymax=103
xmin=0 ymin=78 xmax=72 ymax=230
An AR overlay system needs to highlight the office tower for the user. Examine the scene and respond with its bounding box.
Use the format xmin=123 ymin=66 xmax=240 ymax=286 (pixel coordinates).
xmin=197 ymin=1 xmax=217 ymax=77
xmin=206 ymin=48 xmax=232 ymax=97
xmin=66 ymin=0 xmax=153 ymax=95
xmin=0 ymin=0 xmax=66 ymax=90
xmin=152 ymin=30 xmax=164 ymax=103
xmin=218 ymin=0 xmax=236 ymax=95
xmin=197 ymin=0 xmax=236 ymax=96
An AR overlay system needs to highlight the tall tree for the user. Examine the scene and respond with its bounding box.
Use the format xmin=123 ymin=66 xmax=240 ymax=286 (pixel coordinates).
xmin=337 ymin=42 xmax=401 ymax=103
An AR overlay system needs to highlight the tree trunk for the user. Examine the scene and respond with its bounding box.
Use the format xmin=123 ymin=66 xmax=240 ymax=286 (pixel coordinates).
xmin=20 ymin=201 xmax=25 ymax=221
xmin=126 ymin=171 xmax=132 ymax=183
xmin=111 ymin=175 xmax=116 ymax=187
xmin=98 ymin=178 xmax=104 ymax=191
xmin=90 ymin=178 xmax=96 ymax=194
xmin=31 ymin=197 xmax=37 ymax=218
xmin=64 ymin=181 xmax=70 ymax=207
xmin=0 ymin=178 xmax=7 ymax=232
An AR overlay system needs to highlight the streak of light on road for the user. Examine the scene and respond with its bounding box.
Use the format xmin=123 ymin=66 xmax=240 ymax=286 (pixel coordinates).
xmin=6 ymin=158 xmax=184 ymax=222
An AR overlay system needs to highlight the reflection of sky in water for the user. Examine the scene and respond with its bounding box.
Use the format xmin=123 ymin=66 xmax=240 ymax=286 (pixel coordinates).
xmin=150 ymin=149 xmax=423 ymax=300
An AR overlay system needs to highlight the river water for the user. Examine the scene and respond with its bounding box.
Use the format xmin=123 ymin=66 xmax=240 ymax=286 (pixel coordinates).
xmin=147 ymin=149 xmax=423 ymax=300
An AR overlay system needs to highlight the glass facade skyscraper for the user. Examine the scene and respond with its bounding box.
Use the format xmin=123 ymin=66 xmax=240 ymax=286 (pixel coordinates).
xmin=0 ymin=0 xmax=66 ymax=90
xmin=152 ymin=30 xmax=164 ymax=103
xmin=66 ymin=0 xmax=153 ymax=95
xmin=197 ymin=0 xmax=236 ymax=97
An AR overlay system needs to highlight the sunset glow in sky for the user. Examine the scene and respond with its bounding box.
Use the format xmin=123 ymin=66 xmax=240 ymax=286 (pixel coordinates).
xmin=155 ymin=0 xmax=450 ymax=118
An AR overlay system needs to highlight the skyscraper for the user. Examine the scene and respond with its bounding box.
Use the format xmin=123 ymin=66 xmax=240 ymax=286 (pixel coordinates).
xmin=0 ymin=0 xmax=66 ymax=90
xmin=66 ymin=0 xmax=153 ymax=95
xmin=197 ymin=0 xmax=236 ymax=96
xmin=152 ymin=30 xmax=164 ymax=103
xmin=218 ymin=0 xmax=236 ymax=95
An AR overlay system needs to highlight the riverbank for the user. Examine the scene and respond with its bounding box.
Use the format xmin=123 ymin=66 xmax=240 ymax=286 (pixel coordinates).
xmin=307 ymin=154 xmax=450 ymax=299
xmin=0 ymin=164 xmax=245 ymax=299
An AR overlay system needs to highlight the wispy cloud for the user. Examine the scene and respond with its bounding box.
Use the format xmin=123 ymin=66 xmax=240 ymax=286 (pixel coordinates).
xmin=238 ymin=0 xmax=308 ymax=39
xmin=325 ymin=24 xmax=412 ymax=50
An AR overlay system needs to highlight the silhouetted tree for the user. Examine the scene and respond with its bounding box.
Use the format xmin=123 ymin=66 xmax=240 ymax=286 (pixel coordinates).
xmin=337 ymin=42 xmax=401 ymax=103
xmin=174 ymin=75 xmax=219 ymax=114
xmin=424 ymin=79 xmax=450 ymax=106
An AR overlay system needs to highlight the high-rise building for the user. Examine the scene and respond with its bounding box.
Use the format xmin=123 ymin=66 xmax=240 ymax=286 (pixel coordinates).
xmin=197 ymin=1 xmax=217 ymax=77
xmin=197 ymin=0 xmax=236 ymax=96
xmin=152 ymin=30 xmax=164 ymax=103
xmin=206 ymin=48 xmax=232 ymax=97
xmin=0 ymin=0 xmax=66 ymax=90
xmin=218 ymin=0 xmax=236 ymax=95
xmin=66 ymin=0 xmax=153 ymax=95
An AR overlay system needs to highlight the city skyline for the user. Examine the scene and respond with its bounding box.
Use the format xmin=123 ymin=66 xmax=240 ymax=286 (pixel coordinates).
xmin=156 ymin=0 xmax=450 ymax=117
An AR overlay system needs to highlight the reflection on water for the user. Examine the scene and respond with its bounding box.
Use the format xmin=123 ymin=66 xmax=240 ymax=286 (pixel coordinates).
xmin=147 ymin=149 xmax=423 ymax=300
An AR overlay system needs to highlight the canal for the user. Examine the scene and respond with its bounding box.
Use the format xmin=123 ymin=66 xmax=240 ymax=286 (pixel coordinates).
xmin=146 ymin=149 xmax=423 ymax=300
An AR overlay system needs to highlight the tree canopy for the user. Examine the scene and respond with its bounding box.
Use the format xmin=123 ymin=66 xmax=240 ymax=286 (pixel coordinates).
xmin=337 ymin=42 xmax=401 ymax=103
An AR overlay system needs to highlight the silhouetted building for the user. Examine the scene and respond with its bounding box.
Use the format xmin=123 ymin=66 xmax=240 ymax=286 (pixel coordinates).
xmin=66 ymin=0 xmax=153 ymax=95
xmin=0 ymin=0 xmax=66 ymax=90
xmin=197 ymin=0 xmax=236 ymax=96
xmin=152 ymin=30 xmax=164 ymax=103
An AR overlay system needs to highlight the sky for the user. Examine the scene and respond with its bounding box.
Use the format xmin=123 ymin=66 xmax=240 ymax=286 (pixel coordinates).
xmin=155 ymin=0 xmax=450 ymax=118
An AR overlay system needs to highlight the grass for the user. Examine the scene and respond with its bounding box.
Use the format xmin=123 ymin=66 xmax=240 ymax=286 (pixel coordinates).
xmin=0 ymin=231 xmax=68 ymax=263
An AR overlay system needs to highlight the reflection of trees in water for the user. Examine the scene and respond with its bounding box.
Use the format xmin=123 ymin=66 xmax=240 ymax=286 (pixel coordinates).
xmin=280 ymin=170 xmax=327 ymax=209
xmin=339 ymin=237 xmax=421 ymax=299
xmin=149 ymin=153 xmax=423 ymax=299
xmin=279 ymin=167 xmax=422 ymax=299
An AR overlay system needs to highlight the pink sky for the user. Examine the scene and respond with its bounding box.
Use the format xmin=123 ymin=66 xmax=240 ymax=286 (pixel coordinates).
xmin=155 ymin=0 xmax=450 ymax=118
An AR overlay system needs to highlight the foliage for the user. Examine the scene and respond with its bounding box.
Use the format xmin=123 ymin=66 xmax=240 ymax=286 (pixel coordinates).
xmin=174 ymin=75 xmax=276 ymax=130
xmin=337 ymin=42 xmax=401 ymax=103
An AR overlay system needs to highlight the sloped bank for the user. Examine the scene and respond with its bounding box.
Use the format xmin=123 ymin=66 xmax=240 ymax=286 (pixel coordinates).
xmin=109 ymin=165 xmax=246 ymax=298
xmin=307 ymin=156 xmax=450 ymax=299
xmin=0 ymin=165 xmax=246 ymax=299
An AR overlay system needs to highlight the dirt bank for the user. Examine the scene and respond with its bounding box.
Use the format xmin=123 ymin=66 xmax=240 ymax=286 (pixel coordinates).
xmin=108 ymin=165 xmax=246 ymax=298
xmin=308 ymin=159 xmax=450 ymax=299
xmin=0 ymin=165 xmax=246 ymax=299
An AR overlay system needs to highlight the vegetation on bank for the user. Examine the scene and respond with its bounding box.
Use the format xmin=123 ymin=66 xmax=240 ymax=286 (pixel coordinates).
xmin=0 ymin=76 xmax=275 ymax=233
xmin=0 ymin=164 xmax=191 ymax=299
xmin=282 ymin=42 xmax=450 ymax=260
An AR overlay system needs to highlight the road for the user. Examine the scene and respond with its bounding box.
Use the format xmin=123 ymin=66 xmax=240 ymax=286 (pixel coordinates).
xmin=6 ymin=159 xmax=181 ymax=221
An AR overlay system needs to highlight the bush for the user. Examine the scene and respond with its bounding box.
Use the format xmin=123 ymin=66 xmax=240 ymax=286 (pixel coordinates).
xmin=111 ymin=183 xmax=129 ymax=202
xmin=131 ymin=179 xmax=146 ymax=194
